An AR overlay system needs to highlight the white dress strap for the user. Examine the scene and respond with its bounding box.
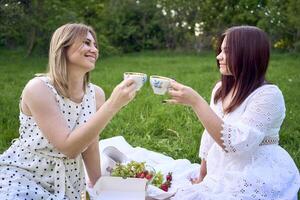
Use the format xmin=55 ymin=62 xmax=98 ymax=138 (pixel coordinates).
xmin=37 ymin=76 xmax=59 ymax=96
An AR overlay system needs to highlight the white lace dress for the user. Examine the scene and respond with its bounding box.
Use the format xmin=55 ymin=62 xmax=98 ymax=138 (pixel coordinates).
xmin=172 ymin=83 xmax=300 ymax=200
xmin=0 ymin=77 xmax=97 ymax=199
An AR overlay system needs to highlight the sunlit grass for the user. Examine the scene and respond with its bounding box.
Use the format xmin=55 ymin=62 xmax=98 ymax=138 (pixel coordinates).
xmin=0 ymin=49 xmax=299 ymax=170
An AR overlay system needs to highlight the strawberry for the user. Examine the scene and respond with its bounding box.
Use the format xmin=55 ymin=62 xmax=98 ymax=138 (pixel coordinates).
xmin=135 ymin=172 xmax=141 ymax=178
xmin=145 ymin=174 xmax=153 ymax=180
xmin=166 ymin=172 xmax=172 ymax=182
xmin=166 ymin=180 xmax=172 ymax=187
xmin=160 ymin=183 xmax=168 ymax=192
xmin=139 ymin=172 xmax=145 ymax=178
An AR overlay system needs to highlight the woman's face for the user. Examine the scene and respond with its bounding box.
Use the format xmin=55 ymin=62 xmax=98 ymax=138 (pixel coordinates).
xmin=66 ymin=31 xmax=99 ymax=72
xmin=216 ymin=36 xmax=231 ymax=75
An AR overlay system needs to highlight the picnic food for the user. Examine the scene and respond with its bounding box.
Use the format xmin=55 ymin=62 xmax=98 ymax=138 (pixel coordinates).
xmin=152 ymin=172 xmax=173 ymax=192
xmin=111 ymin=161 xmax=154 ymax=181
xmin=111 ymin=161 xmax=173 ymax=191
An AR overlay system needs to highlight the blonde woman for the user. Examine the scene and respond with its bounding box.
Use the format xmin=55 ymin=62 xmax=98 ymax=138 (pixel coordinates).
xmin=0 ymin=23 xmax=137 ymax=199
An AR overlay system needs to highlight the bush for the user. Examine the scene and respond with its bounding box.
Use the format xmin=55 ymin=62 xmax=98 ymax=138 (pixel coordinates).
xmin=293 ymin=40 xmax=300 ymax=52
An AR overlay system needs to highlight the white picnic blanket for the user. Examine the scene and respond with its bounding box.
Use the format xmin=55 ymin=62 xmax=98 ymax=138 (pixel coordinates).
xmin=88 ymin=136 xmax=200 ymax=200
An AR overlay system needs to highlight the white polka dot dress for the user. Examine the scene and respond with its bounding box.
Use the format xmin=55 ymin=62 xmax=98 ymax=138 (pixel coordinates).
xmin=0 ymin=77 xmax=97 ymax=199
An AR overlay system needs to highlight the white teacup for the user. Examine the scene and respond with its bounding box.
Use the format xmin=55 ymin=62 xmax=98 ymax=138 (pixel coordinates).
xmin=150 ymin=75 xmax=172 ymax=95
xmin=123 ymin=72 xmax=147 ymax=91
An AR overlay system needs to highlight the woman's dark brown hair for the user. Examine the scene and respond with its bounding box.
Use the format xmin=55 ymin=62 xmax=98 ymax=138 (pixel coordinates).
xmin=214 ymin=26 xmax=270 ymax=113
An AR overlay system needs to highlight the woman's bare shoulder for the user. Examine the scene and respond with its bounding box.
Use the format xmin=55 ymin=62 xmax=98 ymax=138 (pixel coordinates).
xmin=22 ymin=77 xmax=55 ymax=104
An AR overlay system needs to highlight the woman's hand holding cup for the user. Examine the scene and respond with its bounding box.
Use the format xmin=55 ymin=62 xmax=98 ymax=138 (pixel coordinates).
xmin=165 ymin=80 xmax=202 ymax=108
xmin=107 ymin=78 xmax=137 ymax=112
xmin=123 ymin=72 xmax=147 ymax=91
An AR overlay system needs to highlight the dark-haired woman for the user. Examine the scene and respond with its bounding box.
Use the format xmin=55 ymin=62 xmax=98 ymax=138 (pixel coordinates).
xmin=167 ymin=26 xmax=300 ymax=199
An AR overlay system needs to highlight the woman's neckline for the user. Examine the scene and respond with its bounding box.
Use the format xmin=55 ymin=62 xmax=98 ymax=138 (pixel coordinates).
xmin=43 ymin=76 xmax=89 ymax=105
xmin=65 ymin=97 xmax=84 ymax=105
xmin=220 ymin=84 xmax=275 ymax=116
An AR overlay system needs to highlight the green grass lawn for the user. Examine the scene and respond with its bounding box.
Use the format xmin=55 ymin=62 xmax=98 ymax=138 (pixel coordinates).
xmin=0 ymin=49 xmax=299 ymax=170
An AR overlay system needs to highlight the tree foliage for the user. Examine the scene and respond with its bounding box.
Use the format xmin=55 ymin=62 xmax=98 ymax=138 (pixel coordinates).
xmin=0 ymin=0 xmax=299 ymax=55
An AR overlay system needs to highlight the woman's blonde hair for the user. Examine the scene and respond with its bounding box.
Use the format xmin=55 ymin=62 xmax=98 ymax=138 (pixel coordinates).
xmin=47 ymin=23 xmax=98 ymax=97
